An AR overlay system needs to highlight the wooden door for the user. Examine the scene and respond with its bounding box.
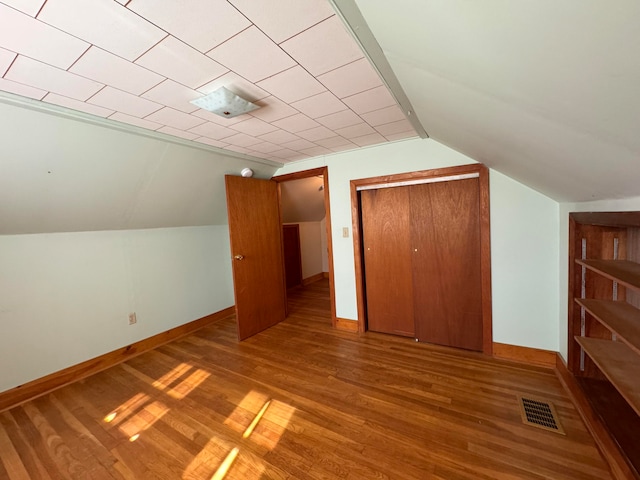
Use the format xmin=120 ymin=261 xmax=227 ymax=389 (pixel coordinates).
xmin=282 ymin=224 xmax=302 ymax=288
xmin=225 ymin=175 xmax=286 ymax=340
xmin=411 ymin=178 xmax=483 ymax=351
xmin=361 ymin=187 xmax=415 ymax=336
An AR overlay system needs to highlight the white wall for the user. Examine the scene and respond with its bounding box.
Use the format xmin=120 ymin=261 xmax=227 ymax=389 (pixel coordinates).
xmin=276 ymin=138 xmax=560 ymax=351
xmin=284 ymin=221 xmax=324 ymax=279
xmin=490 ymin=170 xmax=559 ymax=349
xmin=297 ymin=222 xmax=323 ymax=279
xmin=558 ymin=195 xmax=640 ymax=361
xmin=0 ymin=225 xmax=234 ymax=392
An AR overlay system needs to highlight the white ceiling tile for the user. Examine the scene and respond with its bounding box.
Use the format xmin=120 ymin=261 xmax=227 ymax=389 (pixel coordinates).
xmin=280 ymin=138 xmax=317 ymax=151
xmin=375 ymin=119 xmax=415 ymax=136
xmin=296 ymin=125 xmax=336 ymax=141
xmin=135 ymin=36 xmax=228 ymax=90
xmin=228 ymin=0 xmax=334 ymax=44
xmin=0 ymin=77 xmax=46 ymax=100
xmin=249 ymin=141 xmax=283 ymax=154
xmin=2 ymin=0 xmax=46 ymax=16
xmin=318 ymin=58 xmax=382 ymax=99
xmin=299 ymin=145 xmax=332 ymax=156
xmin=250 ymin=96 xmax=298 ymax=123
xmin=156 ymin=126 xmax=199 ymax=141
xmin=188 ymin=122 xmax=236 ymax=140
xmin=257 ymin=66 xmax=326 ymax=103
xmin=207 ymin=26 xmax=295 ymax=83
xmin=335 ymin=122 xmax=375 ymax=139
xmin=191 ymin=108 xmax=249 ymax=127
xmin=271 ymin=113 xmax=320 ymax=133
xmin=0 ymin=48 xmax=17 ymax=77
xmin=224 ymin=144 xmax=254 ymax=155
xmin=0 ymin=4 xmax=88 ymax=69
xmin=350 ymin=132 xmax=386 ymax=147
xmin=194 ymin=137 xmax=229 ymax=148
xmin=88 ymin=87 xmax=162 ymax=117
xmin=360 ymin=105 xmax=406 ymax=127
xmin=342 ymin=85 xmax=397 ymax=114
xmin=127 ymin=0 xmax=250 ymax=53
xmin=141 ymin=79 xmax=201 ymax=114
xmin=283 ymin=153 xmax=312 ymax=162
xmin=6 ymin=56 xmax=103 ymax=100
xmin=145 ymin=107 xmax=205 ymax=131
xmin=257 ymin=130 xmax=300 ymax=144
xmin=270 ymin=148 xmax=299 ymax=159
xmin=197 ymin=71 xmax=270 ymax=103
xmin=69 ymin=46 xmax=164 ymax=96
xmin=314 ymin=136 xmax=353 ymax=149
xmin=230 ymin=117 xmax=278 ymax=137
xmin=37 ymin=0 xmax=166 ymax=61
xmin=315 ymin=110 xmax=362 ymax=130
xmin=108 ymin=112 xmax=163 ymax=130
xmin=328 ymin=142 xmax=358 ymax=153
xmin=281 ymin=16 xmax=363 ymax=76
xmin=220 ymin=133 xmax=263 ymax=147
xmin=42 ymin=93 xmax=114 ymax=117
xmin=384 ymin=130 xmax=418 ymax=142
xmin=291 ymin=91 xmax=347 ymax=118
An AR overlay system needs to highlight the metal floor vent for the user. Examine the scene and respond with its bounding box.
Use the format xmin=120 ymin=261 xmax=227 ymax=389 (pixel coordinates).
xmin=517 ymin=396 xmax=565 ymax=435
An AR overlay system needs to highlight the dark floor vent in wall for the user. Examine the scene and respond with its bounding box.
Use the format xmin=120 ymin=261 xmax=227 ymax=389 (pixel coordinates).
xmin=517 ymin=396 xmax=565 ymax=435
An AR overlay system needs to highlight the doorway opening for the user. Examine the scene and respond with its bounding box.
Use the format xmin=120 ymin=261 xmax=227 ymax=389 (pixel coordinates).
xmin=273 ymin=167 xmax=337 ymax=327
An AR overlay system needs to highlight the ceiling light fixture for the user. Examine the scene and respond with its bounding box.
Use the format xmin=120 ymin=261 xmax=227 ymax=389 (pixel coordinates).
xmin=190 ymin=86 xmax=260 ymax=119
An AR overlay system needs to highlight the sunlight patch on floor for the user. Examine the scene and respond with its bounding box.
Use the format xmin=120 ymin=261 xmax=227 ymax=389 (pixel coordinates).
xmin=118 ymin=401 xmax=170 ymax=439
xmin=103 ymin=393 xmax=150 ymax=426
xmin=182 ymin=436 xmax=234 ymax=480
xmin=152 ymin=363 xmax=193 ymax=391
xmin=247 ymin=399 xmax=296 ymax=450
xmin=223 ymin=390 xmax=270 ymax=434
xmin=167 ymin=368 xmax=211 ymax=400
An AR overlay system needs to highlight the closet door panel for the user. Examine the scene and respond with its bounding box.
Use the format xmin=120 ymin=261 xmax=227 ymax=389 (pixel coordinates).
xmin=411 ymin=178 xmax=483 ymax=350
xmin=361 ymin=187 xmax=415 ymax=336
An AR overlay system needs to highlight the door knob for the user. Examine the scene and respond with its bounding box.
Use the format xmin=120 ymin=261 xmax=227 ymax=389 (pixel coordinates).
xmin=234 ymin=254 xmax=245 ymax=260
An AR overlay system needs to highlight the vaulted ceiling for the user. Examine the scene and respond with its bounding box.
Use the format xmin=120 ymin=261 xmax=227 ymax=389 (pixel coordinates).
xmin=350 ymin=0 xmax=640 ymax=202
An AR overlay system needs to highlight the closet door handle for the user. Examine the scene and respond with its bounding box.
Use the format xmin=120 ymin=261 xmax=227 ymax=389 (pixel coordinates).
xmin=234 ymin=254 xmax=245 ymax=261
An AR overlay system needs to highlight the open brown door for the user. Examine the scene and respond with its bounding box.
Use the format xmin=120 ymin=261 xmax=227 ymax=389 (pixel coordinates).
xmin=225 ymin=175 xmax=286 ymax=340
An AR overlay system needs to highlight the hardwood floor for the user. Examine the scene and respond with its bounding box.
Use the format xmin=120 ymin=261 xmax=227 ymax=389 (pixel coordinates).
xmin=0 ymin=279 xmax=612 ymax=479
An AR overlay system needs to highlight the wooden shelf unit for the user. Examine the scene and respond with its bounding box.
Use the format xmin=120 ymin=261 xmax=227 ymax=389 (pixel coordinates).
xmin=574 ymin=336 xmax=640 ymax=417
xmin=569 ymin=212 xmax=640 ymax=479
xmin=575 ymin=298 xmax=640 ymax=356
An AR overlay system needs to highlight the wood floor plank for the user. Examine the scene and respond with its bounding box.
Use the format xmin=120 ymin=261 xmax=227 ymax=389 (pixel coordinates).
xmin=0 ymin=279 xmax=614 ymax=479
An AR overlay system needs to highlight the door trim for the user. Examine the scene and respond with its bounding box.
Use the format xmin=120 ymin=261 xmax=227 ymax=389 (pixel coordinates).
xmin=350 ymin=163 xmax=493 ymax=354
xmin=272 ymin=167 xmax=338 ymax=328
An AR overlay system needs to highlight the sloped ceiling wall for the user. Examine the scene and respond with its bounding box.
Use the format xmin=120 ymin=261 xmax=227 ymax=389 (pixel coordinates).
xmin=280 ymin=176 xmax=326 ymax=223
xmin=353 ymin=0 xmax=640 ymax=202
xmin=0 ymin=97 xmax=279 ymax=234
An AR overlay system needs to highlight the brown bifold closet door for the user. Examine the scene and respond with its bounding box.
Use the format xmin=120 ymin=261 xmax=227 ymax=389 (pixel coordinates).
xmin=361 ymin=187 xmax=415 ymax=337
xmin=411 ymin=177 xmax=483 ymax=351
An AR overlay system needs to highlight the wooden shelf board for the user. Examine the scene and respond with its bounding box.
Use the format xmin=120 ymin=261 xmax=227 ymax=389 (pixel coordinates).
xmin=575 ymin=298 xmax=640 ymax=356
xmin=576 ymin=259 xmax=640 ymax=292
xmin=575 ymin=336 xmax=640 ymax=417
xmin=571 ymin=211 xmax=640 ymax=228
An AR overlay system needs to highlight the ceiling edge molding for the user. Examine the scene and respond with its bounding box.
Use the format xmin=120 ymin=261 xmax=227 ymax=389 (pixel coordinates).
xmin=329 ymin=0 xmax=428 ymax=139
xmin=0 ymin=91 xmax=284 ymax=169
